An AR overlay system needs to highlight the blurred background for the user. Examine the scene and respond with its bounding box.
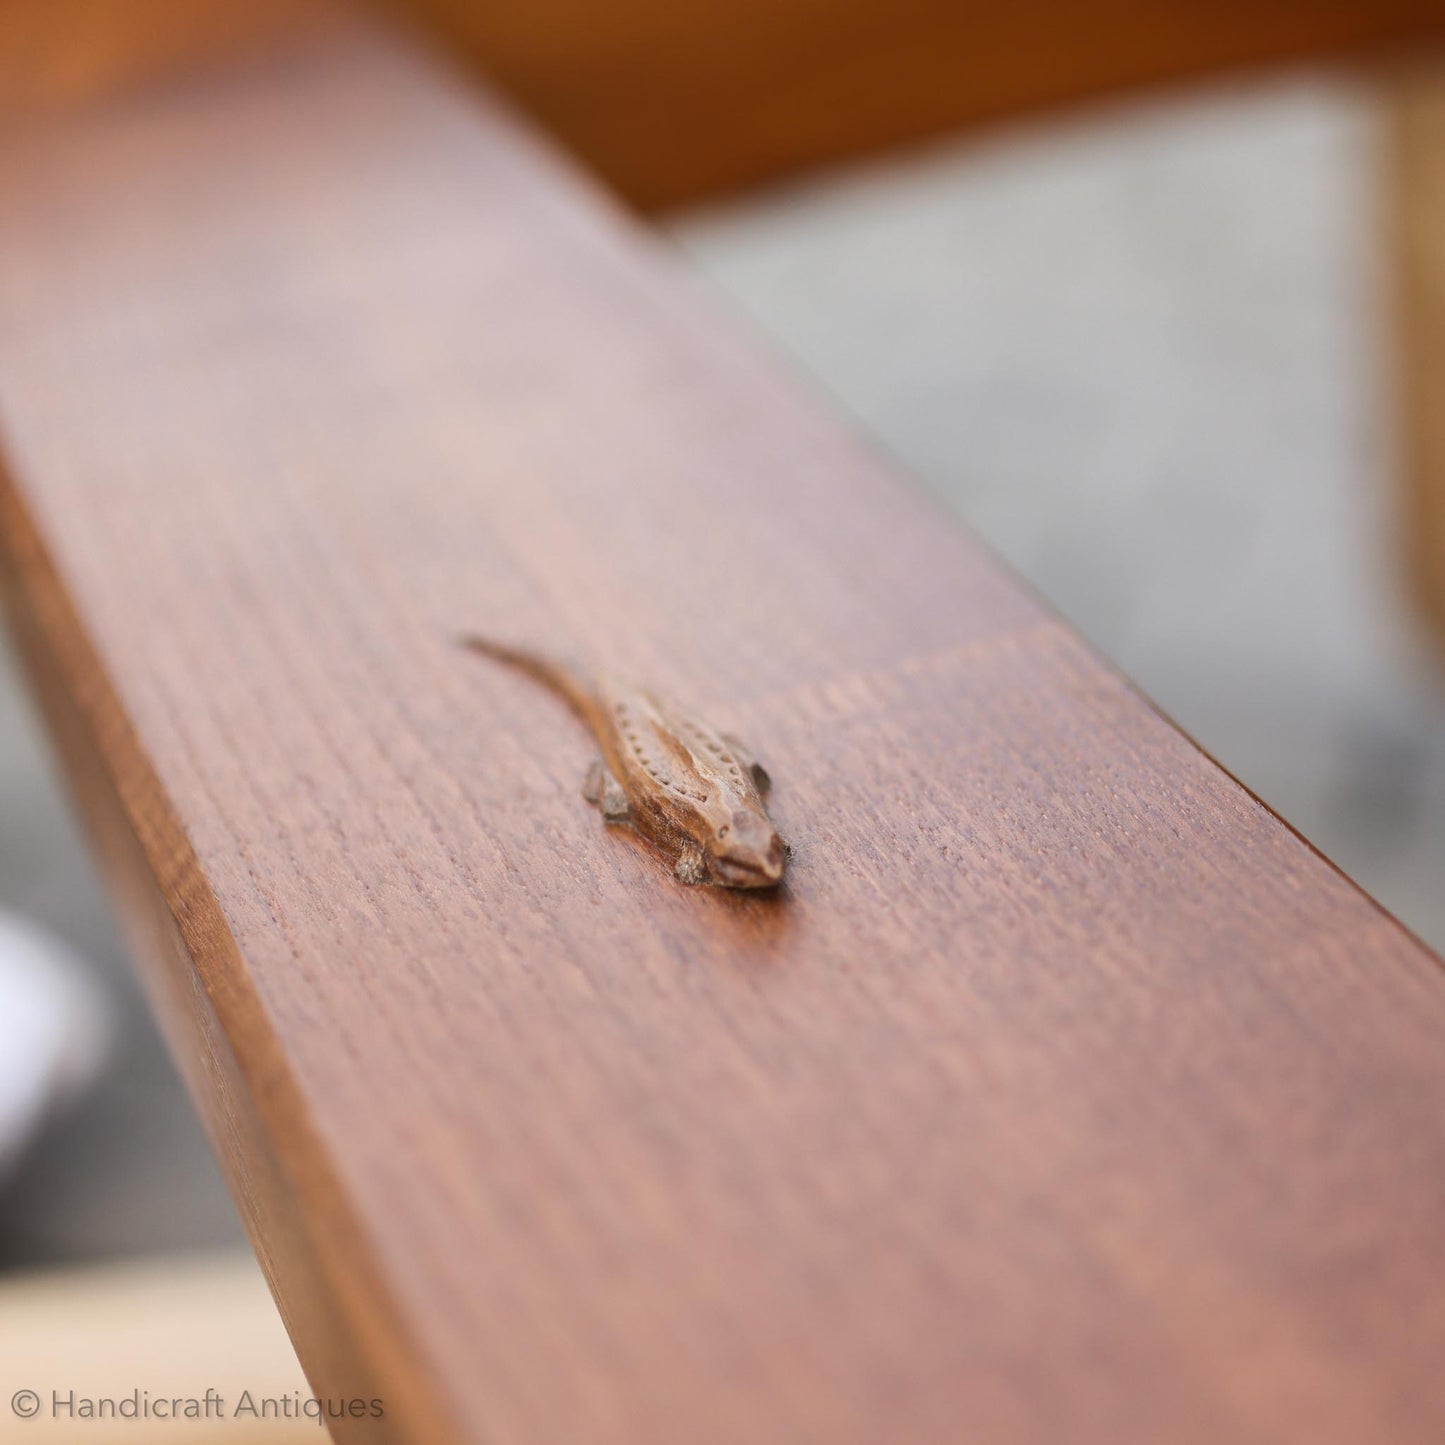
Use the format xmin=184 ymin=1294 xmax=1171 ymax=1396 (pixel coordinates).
xmin=2 ymin=24 xmax=1444 ymax=1424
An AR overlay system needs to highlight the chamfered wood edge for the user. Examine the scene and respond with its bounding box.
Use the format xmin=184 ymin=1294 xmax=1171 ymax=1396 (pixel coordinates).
xmin=0 ymin=436 xmax=464 ymax=1443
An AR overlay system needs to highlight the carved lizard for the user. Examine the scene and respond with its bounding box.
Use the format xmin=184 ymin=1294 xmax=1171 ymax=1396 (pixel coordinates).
xmin=461 ymin=637 xmax=789 ymax=890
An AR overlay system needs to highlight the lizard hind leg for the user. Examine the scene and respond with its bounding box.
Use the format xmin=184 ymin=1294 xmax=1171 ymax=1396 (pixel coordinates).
xmin=583 ymin=758 xmax=631 ymax=823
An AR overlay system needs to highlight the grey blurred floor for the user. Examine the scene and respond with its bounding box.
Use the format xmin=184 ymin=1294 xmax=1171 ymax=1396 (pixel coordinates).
xmin=3 ymin=71 xmax=1442 ymax=1264
xmin=0 ymin=649 xmax=242 ymax=1265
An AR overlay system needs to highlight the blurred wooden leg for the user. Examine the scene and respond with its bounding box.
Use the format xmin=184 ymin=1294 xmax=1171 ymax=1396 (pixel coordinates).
xmin=1392 ymin=62 xmax=1445 ymax=645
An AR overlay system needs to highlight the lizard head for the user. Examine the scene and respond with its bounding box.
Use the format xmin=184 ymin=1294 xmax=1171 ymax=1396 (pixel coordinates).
xmin=707 ymin=810 xmax=788 ymax=889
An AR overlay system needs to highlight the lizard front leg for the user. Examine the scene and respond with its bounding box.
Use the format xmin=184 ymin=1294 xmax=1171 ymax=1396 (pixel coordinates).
xmin=583 ymin=758 xmax=631 ymax=823
xmin=723 ymin=733 xmax=771 ymax=795
xmin=674 ymin=844 xmax=708 ymax=886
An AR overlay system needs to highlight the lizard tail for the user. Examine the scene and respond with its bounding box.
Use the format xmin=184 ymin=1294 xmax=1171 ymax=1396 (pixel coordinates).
xmin=458 ymin=635 xmax=599 ymax=723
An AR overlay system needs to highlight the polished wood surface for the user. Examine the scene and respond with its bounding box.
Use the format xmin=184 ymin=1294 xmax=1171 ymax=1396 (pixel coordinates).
xmin=388 ymin=0 xmax=1445 ymax=207
xmin=4 ymin=11 xmax=1445 ymax=1445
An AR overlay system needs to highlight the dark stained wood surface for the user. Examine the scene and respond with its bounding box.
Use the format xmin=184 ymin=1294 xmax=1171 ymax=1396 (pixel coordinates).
xmin=3 ymin=12 xmax=1445 ymax=1444
xmin=386 ymin=0 xmax=1445 ymax=208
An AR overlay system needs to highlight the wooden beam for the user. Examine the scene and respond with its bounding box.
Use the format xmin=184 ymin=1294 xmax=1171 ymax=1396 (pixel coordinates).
xmin=1392 ymin=64 xmax=1445 ymax=645
xmin=386 ymin=0 xmax=1445 ymax=208
xmin=4 ymin=9 xmax=1445 ymax=1444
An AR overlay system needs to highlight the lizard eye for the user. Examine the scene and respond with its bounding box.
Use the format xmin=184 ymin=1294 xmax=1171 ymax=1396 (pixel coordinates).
xmin=718 ymin=825 xmax=730 ymax=838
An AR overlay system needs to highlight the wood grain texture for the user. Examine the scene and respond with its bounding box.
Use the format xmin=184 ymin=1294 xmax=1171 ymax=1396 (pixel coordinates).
xmin=1391 ymin=63 xmax=1445 ymax=645
xmin=384 ymin=0 xmax=1445 ymax=208
xmin=3 ymin=12 xmax=1445 ymax=1445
